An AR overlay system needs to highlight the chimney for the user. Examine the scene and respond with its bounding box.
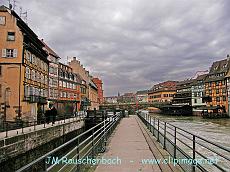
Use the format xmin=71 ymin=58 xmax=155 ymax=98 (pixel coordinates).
xmin=227 ymin=54 xmax=230 ymax=61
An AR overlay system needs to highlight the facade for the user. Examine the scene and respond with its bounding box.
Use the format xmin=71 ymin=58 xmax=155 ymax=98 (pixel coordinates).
xmin=191 ymin=74 xmax=207 ymax=115
xmin=42 ymin=40 xmax=60 ymax=105
xmin=88 ymin=79 xmax=99 ymax=110
xmin=0 ymin=6 xmax=49 ymax=122
xmin=118 ymin=93 xmax=136 ymax=103
xmin=148 ymin=81 xmax=177 ymax=103
xmin=58 ymin=63 xmax=82 ymax=115
xmin=92 ymin=77 xmax=104 ymax=104
xmin=104 ymin=96 xmax=118 ymax=104
xmin=68 ymin=57 xmax=90 ymax=109
xmin=136 ymin=90 xmax=148 ymax=103
xmin=204 ymin=58 xmax=230 ymax=114
xmin=172 ymin=79 xmax=194 ymax=106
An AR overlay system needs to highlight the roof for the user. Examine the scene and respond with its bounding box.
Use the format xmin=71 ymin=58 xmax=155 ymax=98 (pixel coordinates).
xmin=209 ymin=59 xmax=229 ymax=74
xmin=41 ymin=40 xmax=60 ymax=59
xmin=136 ymin=90 xmax=149 ymax=95
xmin=89 ymin=80 xmax=98 ymax=90
xmin=204 ymin=58 xmax=230 ymax=82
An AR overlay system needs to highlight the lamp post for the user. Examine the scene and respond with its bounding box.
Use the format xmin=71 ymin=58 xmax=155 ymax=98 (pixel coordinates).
xmin=4 ymin=87 xmax=11 ymax=122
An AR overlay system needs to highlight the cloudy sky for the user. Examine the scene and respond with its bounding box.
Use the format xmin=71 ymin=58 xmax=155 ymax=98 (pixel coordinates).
xmin=3 ymin=0 xmax=230 ymax=96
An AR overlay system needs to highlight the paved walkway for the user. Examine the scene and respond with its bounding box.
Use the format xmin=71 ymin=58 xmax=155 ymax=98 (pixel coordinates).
xmin=95 ymin=116 xmax=162 ymax=172
xmin=0 ymin=116 xmax=84 ymax=139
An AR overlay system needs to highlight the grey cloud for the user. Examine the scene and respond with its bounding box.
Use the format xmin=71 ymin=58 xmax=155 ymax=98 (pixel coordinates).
xmin=4 ymin=0 xmax=230 ymax=96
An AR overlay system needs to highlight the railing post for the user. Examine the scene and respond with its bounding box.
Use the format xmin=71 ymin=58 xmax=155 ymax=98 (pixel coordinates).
xmin=150 ymin=116 xmax=152 ymax=133
xmin=163 ymin=122 xmax=166 ymax=149
xmin=174 ymin=127 xmax=177 ymax=159
xmin=22 ymin=121 xmax=24 ymax=133
xmin=43 ymin=158 xmax=47 ymax=172
xmin=92 ymin=128 xmax=95 ymax=158
xmin=77 ymin=137 xmax=80 ymax=171
xmin=43 ymin=119 xmax=46 ymax=128
xmin=5 ymin=122 xmax=8 ymax=138
xmin=153 ymin=117 xmax=155 ymax=136
xmin=193 ymin=135 xmax=196 ymax=172
xmin=157 ymin=119 xmax=159 ymax=142
xmin=34 ymin=121 xmax=36 ymax=131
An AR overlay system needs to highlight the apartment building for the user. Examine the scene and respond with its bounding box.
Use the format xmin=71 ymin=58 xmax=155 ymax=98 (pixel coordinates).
xmin=0 ymin=5 xmax=49 ymax=122
xmin=148 ymin=81 xmax=177 ymax=103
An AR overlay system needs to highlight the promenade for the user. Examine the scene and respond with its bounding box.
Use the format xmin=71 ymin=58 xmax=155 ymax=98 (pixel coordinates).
xmin=95 ymin=115 xmax=182 ymax=172
xmin=0 ymin=116 xmax=84 ymax=139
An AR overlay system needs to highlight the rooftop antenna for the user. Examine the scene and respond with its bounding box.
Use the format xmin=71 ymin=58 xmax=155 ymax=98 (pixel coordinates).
xmin=7 ymin=0 xmax=12 ymax=10
xmin=19 ymin=7 xmax=28 ymax=24
xmin=12 ymin=0 xmax=17 ymax=11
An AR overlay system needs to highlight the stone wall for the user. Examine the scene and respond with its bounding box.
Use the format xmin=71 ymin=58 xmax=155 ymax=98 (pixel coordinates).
xmin=0 ymin=119 xmax=84 ymax=163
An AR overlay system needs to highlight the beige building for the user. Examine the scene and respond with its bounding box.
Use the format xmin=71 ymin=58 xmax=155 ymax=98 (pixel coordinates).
xmin=68 ymin=57 xmax=99 ymax=110
xmin=89 ymin=79 xmax=99 ymax=110
xmin=0 ymin=6 xmax=49 ymax=122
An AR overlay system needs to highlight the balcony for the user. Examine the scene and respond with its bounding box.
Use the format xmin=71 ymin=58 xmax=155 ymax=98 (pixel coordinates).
xmin=25 ymin=95 xmax=47 ymax=104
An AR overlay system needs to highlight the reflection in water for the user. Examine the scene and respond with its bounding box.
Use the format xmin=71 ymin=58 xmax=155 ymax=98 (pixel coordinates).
xmin=149 ymin=113 xmax=230 ymax=148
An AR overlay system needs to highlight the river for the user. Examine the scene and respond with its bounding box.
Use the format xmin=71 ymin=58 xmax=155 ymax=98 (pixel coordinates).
xmin=149 ymin=112 xmax=230 ymax=148
xmin=145 ymin=112 xmax=230 ymax=171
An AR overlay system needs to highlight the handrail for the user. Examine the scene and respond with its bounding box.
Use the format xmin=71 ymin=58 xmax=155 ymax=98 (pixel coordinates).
xmin=16 ymin=112 xmax=122 ymax=172
xmin=137 ymin=110 xmax=230 ymax=172
xmin=0 ymin=111 xmax=87 ymax=138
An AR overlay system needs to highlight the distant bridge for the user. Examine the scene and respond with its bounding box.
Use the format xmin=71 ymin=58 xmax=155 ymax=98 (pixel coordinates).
xmin=99 ymin=102 xmax=169 ymax=111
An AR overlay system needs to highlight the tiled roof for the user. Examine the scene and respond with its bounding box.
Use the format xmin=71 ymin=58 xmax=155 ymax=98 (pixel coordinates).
xmin=136 ymin=90 xmax=149 ymax=95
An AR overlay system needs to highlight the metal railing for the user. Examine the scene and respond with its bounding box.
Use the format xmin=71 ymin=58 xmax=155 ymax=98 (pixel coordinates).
xmin=138 ymin=111 xmax=230 ymax=172
xmin=16 ymin=112 xmax=122 ymax=172
xmin=0 ymin=111 xmax=87 ymax=138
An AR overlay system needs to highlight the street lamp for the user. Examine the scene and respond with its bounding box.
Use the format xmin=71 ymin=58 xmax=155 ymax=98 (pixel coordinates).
xmin=4 ymin=87 xmax=11 ymax=122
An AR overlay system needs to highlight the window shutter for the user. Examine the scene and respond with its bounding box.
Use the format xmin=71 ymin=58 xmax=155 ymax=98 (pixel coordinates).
xmin=13 ymin=49 xmax=17 ymax=57
xmin=2 ymin=49 xmax=6 ymax=57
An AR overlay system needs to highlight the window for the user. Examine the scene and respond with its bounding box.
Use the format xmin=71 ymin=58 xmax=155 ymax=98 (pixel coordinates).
xmin=31 ymin=70 xmax=35 ymax=80
xmin=2 ymin=49 xmax=17 ymax=58
xmin=194 ymin=99 xmax=197 ymax=103
xmin=59 ymin=81 xmax=62 ymax=87
xmin=7 ymin=32 xmax=15 ymax=41
xmin=0 ymin=16 xmax=6 ymax=25
xmin=223 ymin=96 xmax=226 ymax=101
xmin=216 ymin=89 xmax=219 ymax=94
xmin=25 ymin=67 xmax=30 ymax=79
xmin=216 ymin=97 xmax=220 ymax=102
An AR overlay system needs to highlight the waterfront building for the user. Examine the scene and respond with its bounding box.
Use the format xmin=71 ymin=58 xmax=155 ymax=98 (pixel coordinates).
xmin=172 ymin=79 xmax=194 ymax=106
xmin=92 ymin=77 xmax=104 ymax=104
xmin=191 ymin=74 xmax=207 ymax=115
xmin=148 ymin=81 xmax=177 ymax=103
xmin=204 ymin=57 xmax=230 ymax=115
xmin=42 ymin=40 xmax=60 ymax=106
xmin=104 ymin=96 xmax=118 ymax=104
xmin=88 ymin=79 xmax=99 ymax=110
xmin=135 ymin=90 xmax=148 ymax=103
xmin=118 ymin=93 xmax=136 ymax=103
xmin=58 ymin=63 xmax=82 ymax=115
xmin=68 ymin=57 xmax=90 ymax=109
xmin=0 ymin=5 xmax=49 ymax=122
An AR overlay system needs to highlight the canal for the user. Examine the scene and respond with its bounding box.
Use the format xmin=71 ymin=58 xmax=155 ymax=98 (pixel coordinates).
xmin=149 ymin=112 xmax=230 ymax=148
xmin=148 ymin=112 xmax=230 ymax=171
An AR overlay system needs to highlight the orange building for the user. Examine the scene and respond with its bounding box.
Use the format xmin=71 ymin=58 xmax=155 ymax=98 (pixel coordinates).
xmin=204 ymin=58 xmax=230 ymax=114
xmin=148 ymin=81 xmax=178 ymax=103
xmin=0 ymin=6 xmax=49 ymax=122
xmin=92 ymin=77 xmax=104 ymax=104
